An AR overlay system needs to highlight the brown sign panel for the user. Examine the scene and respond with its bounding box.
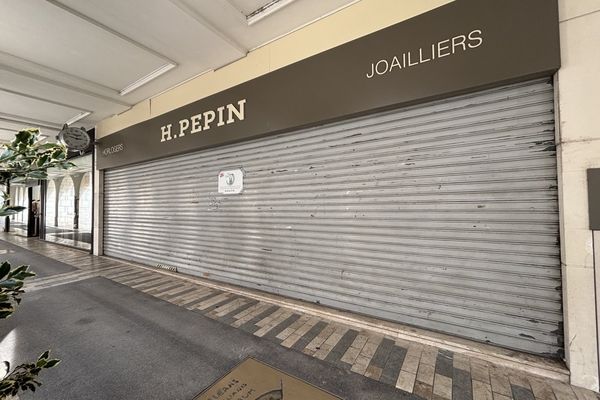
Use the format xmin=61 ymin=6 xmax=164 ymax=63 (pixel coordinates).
xmin=97 ymin=0 xmax=560 ymax=170
xmin=588 ymin=169 xmax=600 ymax=230
xmin=193 ymin=358 xmax=342 ymax=400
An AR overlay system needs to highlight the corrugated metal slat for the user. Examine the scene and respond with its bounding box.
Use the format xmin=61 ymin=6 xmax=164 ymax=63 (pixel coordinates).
xmin=103 ymin=79 xmax=562 ymax=356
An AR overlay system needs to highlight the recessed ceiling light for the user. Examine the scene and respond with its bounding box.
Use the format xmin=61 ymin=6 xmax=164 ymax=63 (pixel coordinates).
xmin=120 ymin=63 xmax=177 ymax=96
xmin=65 ymin=111 xmax=92 ymax=126
xmin=247 ymin=0 xmax=296 ymax=26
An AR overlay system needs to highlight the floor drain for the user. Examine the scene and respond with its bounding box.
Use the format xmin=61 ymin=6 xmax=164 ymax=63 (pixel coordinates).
xmin=155 ymin=263 xmax=177 ymax=272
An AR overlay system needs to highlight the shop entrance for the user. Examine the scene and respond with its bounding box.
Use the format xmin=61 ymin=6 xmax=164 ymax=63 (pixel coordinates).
xmin=6 ymin=182 xmax=40 ymax=237
xmin=103 ymin=79 xmax=562 ymax=357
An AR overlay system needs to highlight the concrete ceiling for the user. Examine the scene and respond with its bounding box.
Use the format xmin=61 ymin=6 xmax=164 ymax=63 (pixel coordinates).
xmin=0 ymin=0 xmax=358 ymax=144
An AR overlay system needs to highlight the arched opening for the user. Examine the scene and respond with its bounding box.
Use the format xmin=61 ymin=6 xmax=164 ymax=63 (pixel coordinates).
xmin=78 ymin=173 xmax=92 ymax=232
xmin=57 ymin=177 xmax=75 ymax=229
xmin=41 ymin=153 xmax=92 ymax=250
xmin=45 ymin=180 xmax=56 ymax=228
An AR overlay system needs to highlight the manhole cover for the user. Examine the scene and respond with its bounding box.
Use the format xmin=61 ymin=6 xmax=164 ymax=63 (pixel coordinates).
xmin=194 ymin=358 xmax=342 ymax=400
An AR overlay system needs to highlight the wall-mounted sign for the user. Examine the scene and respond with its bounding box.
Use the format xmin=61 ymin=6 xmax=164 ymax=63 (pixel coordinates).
xmin=218 ymin=169 xmax=244 ymax=194
xmin=160 ymin=99 xmax=246 ymax=143
xmin=97 ymin=0 xmax=560 ymax=170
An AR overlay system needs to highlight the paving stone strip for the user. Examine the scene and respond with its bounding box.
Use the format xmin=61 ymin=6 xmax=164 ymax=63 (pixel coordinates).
xmin=303 ymin=322 xmax=338 ymax=356
xmin=232 ymin=302 xmax=272 ymax=327
xmin=3 ymin=234 xmax=598 ymax=400
xmin=313 ymin=325 xmax=349 ymax=360
xmin=209 ymin=298 xmax=249 ymax=319
xmin=261 ymin=313 xmax=300 ymax=341
xmin=281 ymin=316 xmax=321 ymax=348
xmin=341 ymin=333 xmax=369 ymax=365
xmin=254 ymin=310 xmax=294 ymax=338
xmin=24 ymin=269 xmax=104 ymax=291
xmin=277 ymin=314 xmax=311 ymax=341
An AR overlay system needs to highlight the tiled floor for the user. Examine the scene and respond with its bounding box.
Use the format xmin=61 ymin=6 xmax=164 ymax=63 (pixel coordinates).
xmin=5 ymin=234 xmax=599 ymax=400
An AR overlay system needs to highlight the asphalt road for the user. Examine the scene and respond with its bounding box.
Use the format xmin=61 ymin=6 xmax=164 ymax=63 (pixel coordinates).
xmin=0 ymin=242 xmax=418 ymax=400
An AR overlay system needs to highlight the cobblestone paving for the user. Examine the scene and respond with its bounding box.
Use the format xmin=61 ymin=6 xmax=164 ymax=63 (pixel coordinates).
xmin=5 ymin=235 xmax=599 ymax=400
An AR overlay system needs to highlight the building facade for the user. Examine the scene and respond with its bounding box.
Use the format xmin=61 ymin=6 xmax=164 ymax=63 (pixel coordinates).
xmin=92 ymin=0 xmax=600 ymax=391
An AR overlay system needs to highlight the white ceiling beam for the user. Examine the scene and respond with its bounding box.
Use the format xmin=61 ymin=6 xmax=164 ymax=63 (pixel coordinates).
xmin=0 ymin=112 xmax=63 ymax=131
xmin=119 ymin=63 xmax=176 ymax=96
xmin=0 ymin=87 xmax=92 ymax=115
xmin=248 ymin=0 xmax=361 ymax=51
xmin=64 ymin=111 xmax=92 ymax=126
xmin=0 ymin=119 xmax=58 ymax=134
xmin=167 ymin=0 xmax=248 ymax=56
xmin=246 ymin=0 xmax=297 ymax=25
xmin=0 ymin=50 xmax=120 ymax=95
xmin=0 ymin=61 xmax=132 ymax=108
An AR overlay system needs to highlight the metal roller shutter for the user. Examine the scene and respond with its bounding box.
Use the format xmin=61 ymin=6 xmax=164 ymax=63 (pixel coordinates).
xmin=104 ymin=79 xmax=562 ymax=356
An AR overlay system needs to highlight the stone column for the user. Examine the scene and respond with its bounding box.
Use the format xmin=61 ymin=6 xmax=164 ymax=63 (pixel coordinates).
xmin=70 ymin=173 xmax=84 ymax=230
xmin=557 ymin=0 xmax=600 ymax=391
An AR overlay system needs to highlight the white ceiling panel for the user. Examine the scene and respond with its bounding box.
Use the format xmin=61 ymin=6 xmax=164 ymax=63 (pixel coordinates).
xmin=0 ymin=128 xmax=47 ymax=145
xmin=0 ymin=129 xmax=19 ymax=143
xmin=0 ymin=89 xmax=87 ymax=126
xmin=184 ymin=0 xmax=358 ymax=50
xmin=0 ymin=118 xmax=58 ymax=133
xmin=0 ymin=69 xmax=129 ymax=124
xmin=50 ymin=0 xmax=248 ymax=104
xmin=0 ymin=51 xmax=130 ymax=104
xmin=0 ymin=120 xmax=59 ymax=140
xmin=52 ymin=0 xmax=246 ymax=67
xmin=0 ymin=0 xmax=170 ymax=90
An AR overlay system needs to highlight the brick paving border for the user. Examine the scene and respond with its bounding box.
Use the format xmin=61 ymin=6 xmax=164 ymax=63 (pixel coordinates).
xmin=5 ymin=235 xmax=599 ymax=400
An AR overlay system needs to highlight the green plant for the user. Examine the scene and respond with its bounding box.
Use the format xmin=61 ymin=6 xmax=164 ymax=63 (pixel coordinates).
xmin=1 ymin=351 xmax=60 ymax=396
xmin=0 ymin=128 xmax=74 ymax=398
xmin=0 ymin=261 xmax=35 ymax=320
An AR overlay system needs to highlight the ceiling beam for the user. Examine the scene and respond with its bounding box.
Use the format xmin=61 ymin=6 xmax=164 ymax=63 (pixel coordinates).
xmin=0 ymin=60 xmax=132 ymax=108
xmin=246 ymin=0 xmax=297 ymax=25
xmin=0 ymin=87 xmax=92 ymax=114
xmin=0 ymin=127 xmax=19 ymax=136
xmin=247 ymin=0 xmax=361 ymax=51
xmin=167 ymin=0 xmax=248 ymax=56
xmin=0 ymin=112 xmax=63 ymax=131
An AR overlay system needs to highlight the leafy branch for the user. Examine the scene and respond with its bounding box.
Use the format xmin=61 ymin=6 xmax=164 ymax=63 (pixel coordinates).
xmin=0 ymin=128 xmax=73 ymax=214
xmin=0 ymin=261 xmax=35 ymax=319
xmin=0 ymin=351 xmax=60 ymax=397
xmin=0 ymin=128 xmax=75 ymax=398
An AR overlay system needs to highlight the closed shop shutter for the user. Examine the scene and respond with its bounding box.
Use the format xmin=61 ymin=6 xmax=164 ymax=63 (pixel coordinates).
xmin=104 ymin=79 xmax=562 ymax=356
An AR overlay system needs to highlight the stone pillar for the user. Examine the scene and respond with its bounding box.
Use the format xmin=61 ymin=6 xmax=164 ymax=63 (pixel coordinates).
xmin=93 ymin=164 xmax=103 ymax=256
xmin=557 ymin=0 xmax=600 ymax=391
xmin=53 ymin=177 xmax=63 ymax=228
xmin=70 ymin=173 xmax=84 ymax=230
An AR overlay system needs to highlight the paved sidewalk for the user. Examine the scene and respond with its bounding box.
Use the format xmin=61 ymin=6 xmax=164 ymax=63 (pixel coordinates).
xmin=4 ymin=234 xmax=599 ymax=400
